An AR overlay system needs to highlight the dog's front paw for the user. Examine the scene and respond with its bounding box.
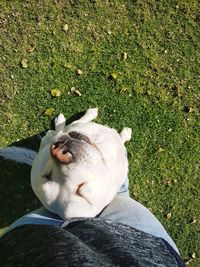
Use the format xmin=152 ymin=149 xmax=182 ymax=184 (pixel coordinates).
xmin=73 ymin=108 xmax=98 ymax=124
xmin=81 ymin=108 xmax=98 ymax=122
xmin=85 ymin=108 xmax=98 ymax=118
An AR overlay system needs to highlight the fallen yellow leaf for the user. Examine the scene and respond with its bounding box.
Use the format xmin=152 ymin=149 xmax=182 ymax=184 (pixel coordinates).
xmin=63 ymin=24 xmax=69 ymax=32
xmin=77 ymin=69 xmax=83 ymax=75
xmin=123 ymin=52 xmax=128 ymax=60
xmin=119 ymin=86 xmax=127 ymax=93
xmin=189 ymin=107 xmax=195 ymax=113
xmin=157 ymin=147 xmax=164 ymax=153
xmin=111 ymin=73 xmax=117 ymax=79
xmin=192 ymin=253 xmax=196 ymax=259
xmin=51 ymin=89 xmax=61 ymax=97
xmin=71 ymin=87 xmax=82 ymax=96
xmin=27 ymin=46 xmax=36 ymax=53
xmin=44 ymin=108 xmax=54 ymax=116
xmin=191 ymin=219 xmax=197 ymax=224
xmin=21 ymin=59 xmax=28 ymax=68
xmin=167 ymin=213 xmax=172 ymax=219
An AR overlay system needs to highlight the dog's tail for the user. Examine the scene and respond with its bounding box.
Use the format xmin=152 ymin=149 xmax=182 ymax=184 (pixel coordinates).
xmin=0 ymin=147 xmax=37 ymax=166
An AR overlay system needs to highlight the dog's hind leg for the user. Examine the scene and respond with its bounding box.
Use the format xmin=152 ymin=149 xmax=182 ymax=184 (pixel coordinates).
xmin=73 ymin=108 xmax=98 ymax=124
xmin=54 ymin=113 xmax=66 ymax=132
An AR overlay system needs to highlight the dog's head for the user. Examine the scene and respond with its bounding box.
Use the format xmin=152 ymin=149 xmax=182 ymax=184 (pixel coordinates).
xmin=31 ymin=108 xmax=131 ymax=219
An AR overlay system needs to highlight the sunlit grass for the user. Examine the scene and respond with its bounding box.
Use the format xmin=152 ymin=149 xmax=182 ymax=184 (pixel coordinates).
xmin=0 ymin=1 xmax=199 ymax=265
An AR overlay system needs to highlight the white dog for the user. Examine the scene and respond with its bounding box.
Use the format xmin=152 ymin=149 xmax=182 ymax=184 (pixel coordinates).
xmin=0 ymin=108 xmax=132 ymax=219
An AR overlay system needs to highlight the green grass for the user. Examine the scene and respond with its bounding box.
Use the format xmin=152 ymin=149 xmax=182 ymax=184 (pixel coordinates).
xmin=0 ymin=0 xmax=199 ymax=265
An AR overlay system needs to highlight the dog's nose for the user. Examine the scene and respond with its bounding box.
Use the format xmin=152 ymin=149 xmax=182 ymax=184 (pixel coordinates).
xmin=50 ymin=140 xmax=73 ymax=164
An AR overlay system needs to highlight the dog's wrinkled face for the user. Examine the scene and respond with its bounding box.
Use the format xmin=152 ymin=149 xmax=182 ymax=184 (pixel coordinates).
xmin=31 ymin=108 xmax=131 ymax=219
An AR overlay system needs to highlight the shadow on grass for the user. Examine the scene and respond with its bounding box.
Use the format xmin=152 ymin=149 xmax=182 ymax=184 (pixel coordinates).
xmin=0 ymin=111 xmax=85 ymax=229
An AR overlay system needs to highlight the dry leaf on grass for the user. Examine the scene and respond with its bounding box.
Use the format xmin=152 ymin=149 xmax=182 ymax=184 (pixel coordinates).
xmin=122 ymin=52 xmax=128 ymax=60
xmin=111 ymin=73 xmax=117 ymax=79
xmin=71 ymin=87 xmax=82 ymax=96
xmin=21 ymin=59 xmax=28 ymax=68
xmin=192 ymin=253 xmax=196 ymax=259
xmin=51 ymin=89 xmax=61 ymax=97
xmin=63 ymin=24 xmax=69 ymax=32
xmin=157 ymin=147 xmax=164 ymax=153
xmin=77 ymin=69 xmax=83 ymax=75
xmin=44 ymin=108 xmax=54 ymax=116
xmin=27 ymin=46 xmax=36 ymax=53
xmin=119 ymin=86 xmax=127 ymax=93
xmin=191 ymin=219 xmax=197 ymax=224
xmin=167 ymin=213 xmax=172 ymax=219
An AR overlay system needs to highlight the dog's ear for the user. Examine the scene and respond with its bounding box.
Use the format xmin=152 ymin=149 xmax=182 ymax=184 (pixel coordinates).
xmin=54 ymin=114 xmax=66 ymax=132
xmin=120 ymin=127 xmax=132 ymax=144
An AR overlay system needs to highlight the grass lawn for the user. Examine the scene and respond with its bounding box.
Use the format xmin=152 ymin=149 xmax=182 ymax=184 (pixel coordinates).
xmin=0 ymin=0 xmax=199 ymax=265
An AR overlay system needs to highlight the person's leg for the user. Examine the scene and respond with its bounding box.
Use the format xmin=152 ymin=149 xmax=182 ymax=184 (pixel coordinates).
xmin=7 ymin=207 xmax=63 ymax=232
xmin=7 ymin=176 xmax=179 ymax=253
xmin=98 ymin=175 xmax=179 ymax=253
xmin=98 ymin=192 xmax=179 ymax=254
xmin=7 ymin=177 xmax=129 ymax=232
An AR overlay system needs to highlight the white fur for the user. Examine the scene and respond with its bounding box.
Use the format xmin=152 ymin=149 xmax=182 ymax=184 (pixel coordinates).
xmin=0 ymin=108 xmax=132 ymax=220
xmin=54 ymin=113 xmax=66 ymax=132
xmin=120 ymin=127 xmax=132 ymax=143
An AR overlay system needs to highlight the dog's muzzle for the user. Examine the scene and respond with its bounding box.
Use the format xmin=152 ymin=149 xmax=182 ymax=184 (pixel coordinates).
xmin=50 ymin=131 xmax=92 ymax=164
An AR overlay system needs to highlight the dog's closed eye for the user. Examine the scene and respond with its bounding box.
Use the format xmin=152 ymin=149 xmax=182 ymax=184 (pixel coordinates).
xmin=43 ymin=170 xmax=53 ymax=181
xmin=68 ymin=131 xmax=92 ymax=145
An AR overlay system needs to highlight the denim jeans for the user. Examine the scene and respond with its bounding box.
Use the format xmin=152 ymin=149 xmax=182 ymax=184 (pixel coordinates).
xmin=7 ymin=177 xmax=179 ymax=253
